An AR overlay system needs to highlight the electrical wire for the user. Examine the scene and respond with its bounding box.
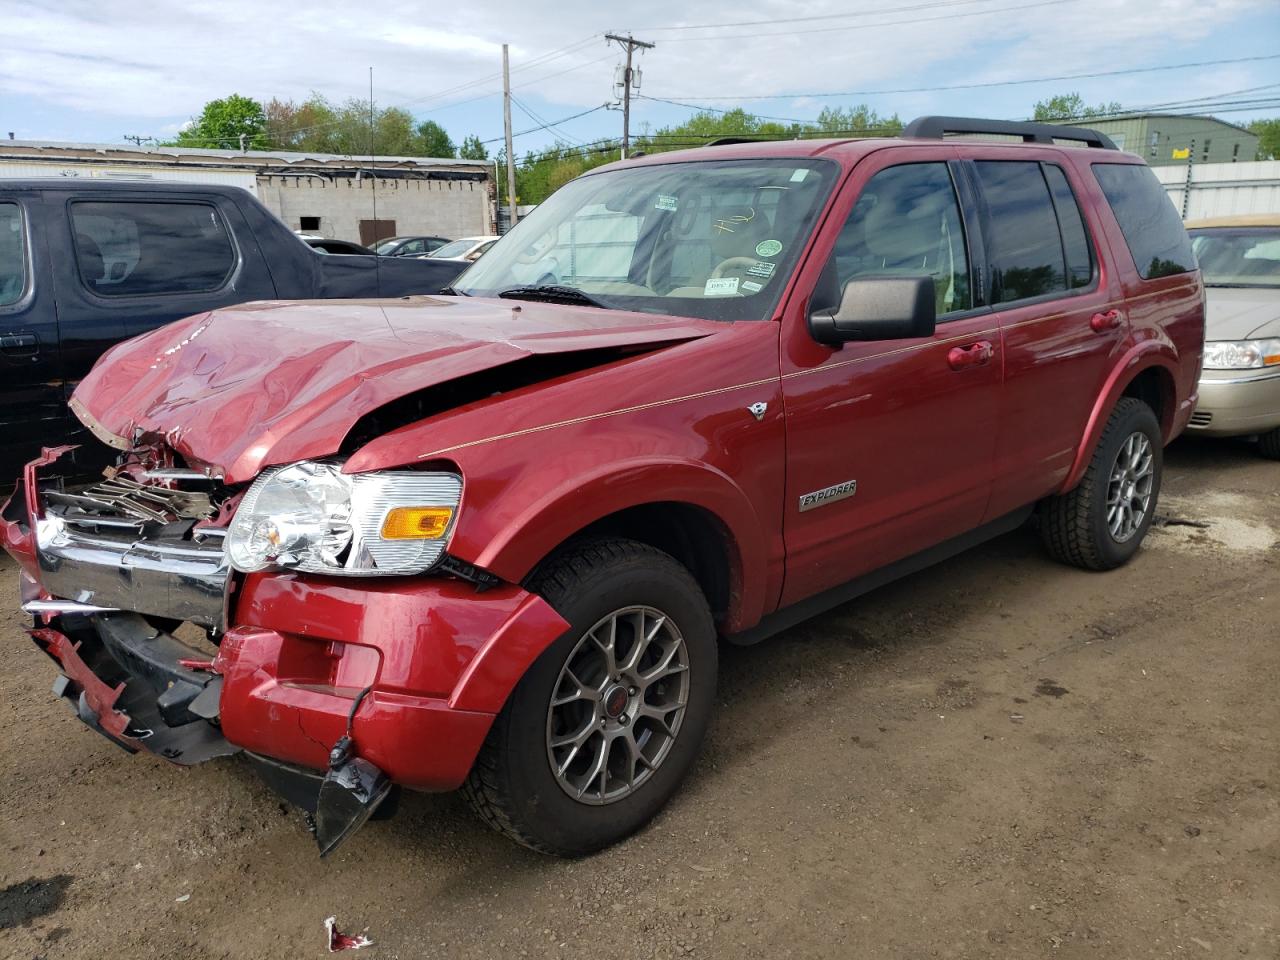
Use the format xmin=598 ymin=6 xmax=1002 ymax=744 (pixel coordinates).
xmin=633 ymin=0 xmax=1008 ymax=31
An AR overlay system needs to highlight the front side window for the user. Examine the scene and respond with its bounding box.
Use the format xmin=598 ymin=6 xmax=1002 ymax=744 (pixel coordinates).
xmin=432 ymin=238 xmax=478 ymax=259
xmin=0 ymin=202 xmax=25 ymax=307
xmin=1091 ymin=163 xmax=1196 ymax=280
xmin=456 ymin=158 xmax=838 ymax=322
xmin=1189 ymin=228 xmax=1280 ymax=288
xmin=71 ymin=201 xmax=235 ymax=297
xmin=976 ymin=160 xmax=1071 ymax=303
xmin=821 ymin=162 xmax=971 ymax=317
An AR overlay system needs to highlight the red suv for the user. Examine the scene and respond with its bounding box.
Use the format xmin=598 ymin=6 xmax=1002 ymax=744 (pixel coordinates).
xmin=2 ymin=117 xmax=1204 ymax=856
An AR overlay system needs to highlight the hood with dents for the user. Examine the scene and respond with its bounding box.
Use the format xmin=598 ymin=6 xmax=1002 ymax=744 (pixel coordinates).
xmin=71 ymin=297 xmax=720 ymax=483
xmin=1204 ymin=286 xmax=1280 ymax=340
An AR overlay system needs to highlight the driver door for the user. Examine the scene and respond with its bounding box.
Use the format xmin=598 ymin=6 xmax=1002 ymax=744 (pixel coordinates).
xmin=779 ymin=150 xmax=1002 ymax=605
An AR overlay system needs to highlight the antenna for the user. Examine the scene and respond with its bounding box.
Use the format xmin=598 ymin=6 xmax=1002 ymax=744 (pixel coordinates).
xmin=369 ymin=66 xmax=381 ymax=297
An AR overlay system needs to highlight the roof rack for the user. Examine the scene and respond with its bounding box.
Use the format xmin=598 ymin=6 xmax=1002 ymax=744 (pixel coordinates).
xmin=705 ymin=136 xmax=769 ymax=146
xmin=902 ymin=116 xmax=1118 ymax=150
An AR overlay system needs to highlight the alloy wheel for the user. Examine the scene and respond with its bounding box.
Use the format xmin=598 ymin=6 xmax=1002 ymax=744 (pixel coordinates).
xmin=1107 ymin=431 xmax=1155 ymax=543
xmin=545 ymin=605 xmax=690 ymax=805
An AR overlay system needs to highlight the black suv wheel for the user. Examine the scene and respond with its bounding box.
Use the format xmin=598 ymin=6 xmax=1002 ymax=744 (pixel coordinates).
xmin=463 ymin=538 xmax=717 ymax=855
xmin=1040 ymin=397 xmax=1163 ymax=570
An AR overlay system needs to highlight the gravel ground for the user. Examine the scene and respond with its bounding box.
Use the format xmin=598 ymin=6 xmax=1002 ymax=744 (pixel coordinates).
xmin=1 ymin=435 xmax=1277 ymax=959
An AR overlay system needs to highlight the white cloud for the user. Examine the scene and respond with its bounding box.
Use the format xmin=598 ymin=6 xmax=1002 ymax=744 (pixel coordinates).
xmin=0 ymin=0 xmax=1272 ymax=131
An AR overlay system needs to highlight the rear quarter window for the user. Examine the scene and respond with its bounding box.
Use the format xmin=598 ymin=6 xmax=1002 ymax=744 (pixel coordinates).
xmin=1091 ymin=164 xmax=1196 ymax=280
xmin=70 ymin=200 xmax=236 ymax=297
xmin=0 ymin=202 xmax=25 ymax=306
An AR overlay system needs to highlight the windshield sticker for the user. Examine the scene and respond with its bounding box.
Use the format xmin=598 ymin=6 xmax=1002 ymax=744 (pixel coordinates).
xmin=755 ymin=239 xmax=783 ymax=258
xmin=741 ymin=279 xmax=764 ymax=293
xmin=704 ymin=277 xmax=740 ymax=297
xmin=655 ymin=195 xmax=679 ymax=211
xmin=747 ymin=261 xmax=776 ymax=279
xmin=789 ymin=168 xmax=810 ymax=183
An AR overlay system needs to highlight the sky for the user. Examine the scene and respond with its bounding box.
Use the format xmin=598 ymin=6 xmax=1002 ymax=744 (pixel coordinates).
xmin=1 ymin=0 xmax=1278 ymax=157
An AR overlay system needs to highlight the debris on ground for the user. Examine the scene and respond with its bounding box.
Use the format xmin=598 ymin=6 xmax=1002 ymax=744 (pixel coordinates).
xmin=325 ymin=916 xmax=373 ymax=952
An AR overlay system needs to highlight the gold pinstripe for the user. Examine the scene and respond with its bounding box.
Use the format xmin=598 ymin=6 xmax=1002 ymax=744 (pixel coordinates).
xmin=416 ymin=286 xmax=1200 ymax=459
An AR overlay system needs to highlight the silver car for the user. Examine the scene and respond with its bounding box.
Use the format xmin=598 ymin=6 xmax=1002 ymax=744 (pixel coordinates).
xmin=1185 ymin=214 xmax=1280 ymax=459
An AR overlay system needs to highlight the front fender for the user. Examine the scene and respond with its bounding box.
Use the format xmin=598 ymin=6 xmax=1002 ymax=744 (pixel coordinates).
xmin=451 ymin=457 xmax=770 ymax=633
xmin=1060 ymin=341 xmax=1183 ymax=494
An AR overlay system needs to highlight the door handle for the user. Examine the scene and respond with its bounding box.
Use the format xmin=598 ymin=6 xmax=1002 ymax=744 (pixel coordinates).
xmin=947 ymin=340 xmax=993 ymax=371
xmin=0 ymin=333 xmax=38 ymax=358
xmin=1089 ymin=309 xmax=1123 ymax=332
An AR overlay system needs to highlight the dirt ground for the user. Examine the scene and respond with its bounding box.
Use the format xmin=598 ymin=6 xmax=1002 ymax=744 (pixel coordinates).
xmin=1 ymin=435 xmax=1277 ymax=960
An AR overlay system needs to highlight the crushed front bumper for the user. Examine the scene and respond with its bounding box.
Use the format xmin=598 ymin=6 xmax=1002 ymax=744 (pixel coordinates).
xmin=3 ymin=449 xmax=569 ymax=853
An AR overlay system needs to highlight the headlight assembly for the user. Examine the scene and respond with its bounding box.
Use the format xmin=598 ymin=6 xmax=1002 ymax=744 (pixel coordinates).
xmin=1202 ymin=338 xmax=1280 ymax=370
xmin=226 ymin=460 xmax=462 ymax=576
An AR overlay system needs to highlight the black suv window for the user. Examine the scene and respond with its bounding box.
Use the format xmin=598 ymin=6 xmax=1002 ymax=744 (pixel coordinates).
xmin=0 ymin=203 xmax=25 ymax=306
xmin=1091 ymin=163 xmax=1196 ymax=280
xmin=824 ymin=162 xmax=972 ymax=317
xmin=975 ymin=160 xmax=1082 ymax=304
xmin=71 ymin=201 xmax=236 ymax=297
xmin=1042 ymin=165 xmax=1093 ymax=289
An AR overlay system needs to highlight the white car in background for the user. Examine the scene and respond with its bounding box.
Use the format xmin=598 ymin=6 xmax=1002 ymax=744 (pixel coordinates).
xmin=422 ymin=235 xmax=500 ymax=264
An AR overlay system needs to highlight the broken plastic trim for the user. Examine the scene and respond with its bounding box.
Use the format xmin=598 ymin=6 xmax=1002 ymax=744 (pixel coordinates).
xmin=314 ymin=756 xmax=393 ymax=857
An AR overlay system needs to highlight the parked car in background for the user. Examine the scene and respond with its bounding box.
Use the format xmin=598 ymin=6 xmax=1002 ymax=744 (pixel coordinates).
xmin=300 ymin=236 xmax=376 ymax=256
xmin=1184 ymin=214 xmax=1280 ymax=458
xmin=425 ymin=235 xmax=500 ymax=263
xmin=373 ymin=235 xmax=451 ymax=258
xmin=3 ymin=118 xmax=1203 ymax=858
xmin=0 ymin=181 xmax=465 ymax=480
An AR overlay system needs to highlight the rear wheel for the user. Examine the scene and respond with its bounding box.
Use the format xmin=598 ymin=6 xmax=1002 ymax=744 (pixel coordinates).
xmin=1040 ymin=397 xmax=1163 ymax=570
xmin=1259 ymin=427 xmax=1280 ymax=461
xmin=463 ymin=538 xmax=717 ymax=855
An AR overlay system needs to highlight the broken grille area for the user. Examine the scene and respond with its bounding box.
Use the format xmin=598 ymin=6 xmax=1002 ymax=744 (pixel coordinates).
xmin=45 ymin=472 xmax=217 ymax=532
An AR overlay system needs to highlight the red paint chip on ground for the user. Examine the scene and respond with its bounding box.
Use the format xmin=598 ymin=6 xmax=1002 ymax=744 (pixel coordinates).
xmin=325 ymin=916 xmax=372 ymax=952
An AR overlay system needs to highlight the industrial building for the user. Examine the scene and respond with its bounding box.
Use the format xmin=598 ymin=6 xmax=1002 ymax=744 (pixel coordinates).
xmin=1050 ymin=113 xmax=1260 ymax=166
xmin=0 ymin=140 xmax=495 ymax=244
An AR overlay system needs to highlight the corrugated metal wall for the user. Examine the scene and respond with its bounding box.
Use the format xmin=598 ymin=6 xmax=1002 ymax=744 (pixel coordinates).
xmin=1155 ymin=160 xmax=1280 ymax=219
xmin=0 ymin=161 xmax=259 ymax=191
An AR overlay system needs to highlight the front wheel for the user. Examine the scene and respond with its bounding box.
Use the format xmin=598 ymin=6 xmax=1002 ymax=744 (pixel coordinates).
xmin=1040 ymin=397 xmax=1163 ymax=570
xmin=1258 ymin=427 xmax=1280 ymax=461
xmin=463 ymin=538 xmax=717 ymax=855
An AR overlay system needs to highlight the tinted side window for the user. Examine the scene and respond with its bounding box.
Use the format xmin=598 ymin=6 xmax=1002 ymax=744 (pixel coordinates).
xmin=1091 ymin=163 xmax=1195 ymax=279
xmin=1042 ymin=165 xmax=1093 ymax=288
xmin=975 ymin=161 xmax=1067 ymax=303
xmin=70 ymin=201 xmax=235 ymax=297
xmin=0 ymin=203 xmax=25 ymax=306
xmin=826 ymin=162 xmax=971 ymax=316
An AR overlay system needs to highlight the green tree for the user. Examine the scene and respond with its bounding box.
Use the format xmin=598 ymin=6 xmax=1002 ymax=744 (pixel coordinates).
xmin=1248 ymin=118 xmax=1280 ymax=160
xmin=414 ymin=120 xmax=456 ymax=158
xmin=459 ymin=134 xmax=489 ymax=160
xmin=1033 ymin=92 xmax=1123 ymax=121
xmin=172 ymin=94 xmax=268 ymax=150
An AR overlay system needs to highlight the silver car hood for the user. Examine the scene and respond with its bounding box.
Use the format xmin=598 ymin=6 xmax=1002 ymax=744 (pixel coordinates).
xmin=1204 ymin=286 xmax=1280 ymax=340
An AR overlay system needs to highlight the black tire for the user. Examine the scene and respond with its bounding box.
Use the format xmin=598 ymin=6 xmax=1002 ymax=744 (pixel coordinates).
xmin=1040 ymin=397 xmax=1163 ymax=571
xmin=462 ymin=538 xmax=717 ymax=856
xmin=1259 ymin=427 xmax=1280 ymax=461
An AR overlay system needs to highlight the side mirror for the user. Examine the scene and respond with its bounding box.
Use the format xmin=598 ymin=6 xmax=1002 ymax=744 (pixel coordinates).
xmin=808 ymin=276 xmax=936 ymax=345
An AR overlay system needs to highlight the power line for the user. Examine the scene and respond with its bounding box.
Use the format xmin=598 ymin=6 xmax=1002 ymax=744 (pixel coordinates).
xmin=635 ymin=0 xmax=1009 ymax=31
xmin=651 ymin=53 xmax=1280 ymax=101
xmin=605 ymin=34 xmax=656 ymax=159
xmin=510 ymin=95 xmax=589 ymax=146
xmin=656 ymin=0 xmax=1077 ymax=42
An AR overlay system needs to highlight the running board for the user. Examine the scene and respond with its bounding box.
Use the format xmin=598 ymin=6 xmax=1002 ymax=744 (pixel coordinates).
xmin=727 ymin=506 xmax=1034 ymax=646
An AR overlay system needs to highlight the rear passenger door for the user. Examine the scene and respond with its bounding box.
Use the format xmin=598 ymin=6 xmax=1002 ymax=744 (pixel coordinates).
xmin=48 ymin=189 xmax=277 ymax=390
xmin=957 ymin=153 xmax=1125 ymax=517
xmin=0 ymin=191 xmax=64 ymax=479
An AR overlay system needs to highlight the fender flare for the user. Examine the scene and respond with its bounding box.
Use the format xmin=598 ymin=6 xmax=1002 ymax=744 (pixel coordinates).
xmin=1060 ymin=342 xmax=1180 ymax=494
xmin=459 ymin=457 xmax=770 ymax=632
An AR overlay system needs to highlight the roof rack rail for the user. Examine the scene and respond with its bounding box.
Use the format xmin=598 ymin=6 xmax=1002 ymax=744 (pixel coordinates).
xmin=705 ymin=136 xmax=769 ymax=146
xmin=902 ymin=116 xmax=1118 ymax=150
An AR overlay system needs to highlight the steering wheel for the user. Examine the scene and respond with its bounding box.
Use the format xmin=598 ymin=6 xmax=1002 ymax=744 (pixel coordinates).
xmin=710 ymin=256 xmax=759 ymax=279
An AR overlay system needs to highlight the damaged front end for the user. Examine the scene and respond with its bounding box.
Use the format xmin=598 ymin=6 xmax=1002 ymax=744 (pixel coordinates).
xmin=4 ymin=444 xmax=398 ymax=854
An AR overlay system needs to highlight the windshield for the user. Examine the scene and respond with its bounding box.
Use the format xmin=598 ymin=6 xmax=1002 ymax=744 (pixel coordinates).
xmin=372 ymin=238 xmax=402 ymax=254
xmin=432 ymin=238 xmax=479 ymax=258
xmin=1189 ymin=228 xmax=1280 ymax=288
xmin=455 ymin=157 xmax=838 ymax=321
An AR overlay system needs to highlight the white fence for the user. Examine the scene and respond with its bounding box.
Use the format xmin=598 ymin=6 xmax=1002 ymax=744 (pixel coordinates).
xmin=1154 ymin=160 xmax=1280 ymax=220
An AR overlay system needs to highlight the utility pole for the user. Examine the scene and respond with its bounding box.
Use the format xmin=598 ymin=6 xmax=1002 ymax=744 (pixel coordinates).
xmin=123 ymin=134 xmax=152 ymax=147
xmin=605 ymin=34 xmax=654 ymax=159
xmin=502 ymin=44 xmax=518 ymax=231
xmin=238 ymin=132 xmax=247 ymax=153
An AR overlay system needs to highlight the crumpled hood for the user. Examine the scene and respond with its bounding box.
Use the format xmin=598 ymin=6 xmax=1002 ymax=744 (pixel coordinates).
xmin=1204 ymin=287 xmax=1280 ymax=340
xmin=71 ymin=297 xmax=720 ymax=483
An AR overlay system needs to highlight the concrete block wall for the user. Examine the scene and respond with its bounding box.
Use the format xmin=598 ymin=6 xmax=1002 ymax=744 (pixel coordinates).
xmin=257 ymin=175 xmax=492 ymax=242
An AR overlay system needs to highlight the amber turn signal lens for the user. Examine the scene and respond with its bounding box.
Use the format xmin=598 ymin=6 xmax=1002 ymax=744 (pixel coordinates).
xmin=380 ymin=506 xmax=454 ymax=540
